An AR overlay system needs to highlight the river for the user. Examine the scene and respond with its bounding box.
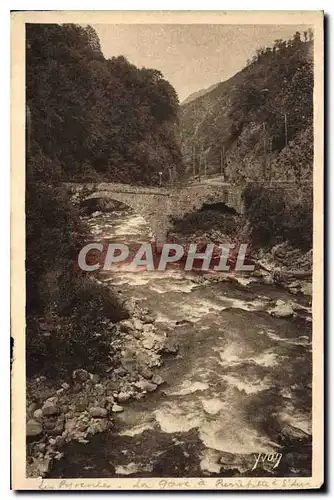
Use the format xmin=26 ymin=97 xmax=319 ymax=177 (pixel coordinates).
xmin=50 ymin=209 xmax=312 ymax=478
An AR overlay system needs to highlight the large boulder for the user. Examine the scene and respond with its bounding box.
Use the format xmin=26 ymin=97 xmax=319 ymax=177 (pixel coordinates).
xmin=269 ymin=300 xmax=294 ymax=318
xmin=152 ymin=374 xmax=164 ymax=386
xmin=42 ymin=400 xmax=59 ymax=417
xmin=116 ymin=391 xmax=131 ymax=403
xmin=134 ymin=380 xmax=157 ymax=393
xmin=119 ymin=319 xmax=134 ymax=334
xmin=89 ymin=407 xmax=108 ymax=418
xmin=27 ymin=419 xmax=43 ymax=438
xmin=112 ymin=404 xmax=124 ymax=413
xmin=72 ymin=369 xmax=90 ymax=382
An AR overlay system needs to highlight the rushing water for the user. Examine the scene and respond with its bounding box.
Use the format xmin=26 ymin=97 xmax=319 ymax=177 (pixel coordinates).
xmin=50 ymin=209 xmax=312 ymax=478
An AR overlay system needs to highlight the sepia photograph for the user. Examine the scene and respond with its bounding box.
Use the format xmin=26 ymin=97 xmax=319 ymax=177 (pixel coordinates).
xmin=11 ymin=10 xmax=323 ymax=490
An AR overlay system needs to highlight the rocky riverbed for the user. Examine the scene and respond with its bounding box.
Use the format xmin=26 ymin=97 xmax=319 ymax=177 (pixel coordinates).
xmin=26 ymin=209 xmax=312 ymax=478
xmin=26 ymin=296 xmax=179 ymax=477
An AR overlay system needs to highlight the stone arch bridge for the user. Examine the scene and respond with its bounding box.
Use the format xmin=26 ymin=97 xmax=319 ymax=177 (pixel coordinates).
xmin=64 ymin=180 xmax=299 ymax=247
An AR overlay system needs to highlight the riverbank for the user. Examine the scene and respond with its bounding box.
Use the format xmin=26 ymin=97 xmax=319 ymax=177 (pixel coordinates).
xmin=26 ymin=209 xmax=312 ymax=478
xmin=168 ymin=212 xmax=312 ymax=301
xmin=26 ymin=290 xmax=180 ymax=477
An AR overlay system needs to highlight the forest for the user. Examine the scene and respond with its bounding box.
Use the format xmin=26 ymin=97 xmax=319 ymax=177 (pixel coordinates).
xmin=26 ymin=25 xmax=314 ymax=376
xmin=180 ymin=29 xmax=314 ymax=184
xmin=180 ymin=30 xmax=314 ymax=249
xmin=26 ymin=23 xmax=182 ymax=375
xmin=26 ymin=23 xmax=182 ymax=185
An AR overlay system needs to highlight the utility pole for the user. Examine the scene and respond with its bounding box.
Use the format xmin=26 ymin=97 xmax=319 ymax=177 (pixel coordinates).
xmin=268 ymin=136 xmax=272 ymax=183
xmin=26 ymin=104 xmax=32 ymax=157
xmin=204 ymin=151 xmax=207 ymax=177
xmin=198 ymin=151 xmax=201 ymax=181
xmin=284 ymin=111 xmax=288 ymax=147
xmin=168 ymin=168 xmax=172 ymax=186
xmin=199 ymin=145 xmax=204 ymax=181
xmin=193 ymin=146 xmax=196 ymax=179
xmin=220 ymin=147 xmax=225 ymax=177
xmin=263 ymin=123 xmax=267 ymax=180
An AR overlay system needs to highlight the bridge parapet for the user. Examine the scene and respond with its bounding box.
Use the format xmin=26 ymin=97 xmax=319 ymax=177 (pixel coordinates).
xmin=63 ymin=180 xmax=308 ymax=245
xmin=64 ymin=182 xmax=170 ymax=196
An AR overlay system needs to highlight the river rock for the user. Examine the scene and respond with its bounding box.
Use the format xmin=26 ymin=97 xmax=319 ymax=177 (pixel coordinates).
xmin=116 ymin=391 xmax=131 ymax=403
xmin=89 ymin=407 xmax=107 ymax=418
xmin=112 ymin=404 xmax=124 ymax=413
xmin=270 ymin=300 xmax=294 ymax=318
xmin=37 ymin=443 xmax=46 ymax=452
xmin=48 ymin=416 xmax=65 ymax=436
xmin=263 ymin=275 xmax=274 ymax=285
xmin=175 ymin=319 xmax=193 ymax=327
xmin=273 ymin=246 xmax=287 ymax=259
xmin=152 ymin=374 xmax=164 ymax=386
xmin=142 ymin=336 xmax=156 ymax=350
xmin=33 ymin=409 xmax=43 ymax=421
xmin=121 ymin=358 xmax=137 ymax=374
xmin=301 ymin=282 xmax=312 ymax=296
xmin=253 ymin=269 xmax=267 ymax=278
xmin=133 ymin=318 xmax=144 ymax=331
xmin=114 ymin=366 xmax=127 ymax=376
xmin=105 ymin=396 xmax=114 ymax=405
xmin=139 ymin=366 xmax=154 ymax=379
xmin=43 ymin=416 xmax=58 ymax=431
xmin=76 ymin=396 xmax=89 ymax=412
xmin=38 ymin=389 xmax=54 ymax=401
xmin=279 ymin=423 xmax=311 ymax=444
xmin=131 ymin=329 xmax=143 ymax=340
xmin=61 ymin=382 xmax=70 ymax=390
xmin=119 ymin=320 xmax=134 ymax=334
xmin=42 ymin=401 xmax=59 ymax=416
xmin=72 ymin=369 xmax=90 ymax=382
xmin=88 ymin=418 xmax=110 ymax=435
xmin=160 ymin=338 xmax=179 ymax=354
xmin=134 ymin=380 xmax=157 ymax=392
xmin=27 ymin=419 xmax=43 ymax=438
xmin=143 ymin=323 xmax=155 ymax=334
xmin=90 ymin=373 xmax=100 ymax=384
xmin=28 ymin=402 xmax=38 ymax=416
xmin=55 ymin=436 xmax=65 ymax=449
xmin=94 ymin=384 xmax=105 ymax=395
xmin=64 ymin=417 xmax=89 ymax=438
xmin=141 ymin=313 xmax=155 ymax=324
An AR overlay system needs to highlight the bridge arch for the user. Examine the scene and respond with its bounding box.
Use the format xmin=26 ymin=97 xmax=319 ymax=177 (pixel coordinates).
xmin=75 ymin=189 xmax=171 ymax=249
xmin=65 ymin=180 xmax=246 ymax=248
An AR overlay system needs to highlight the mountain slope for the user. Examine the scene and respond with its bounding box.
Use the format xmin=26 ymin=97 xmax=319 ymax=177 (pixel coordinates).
xmin=180 ymin=35 xmax=314 ymax=185
xmin=181 ymin=82 xmax=220 ymax=106
xmin=26 ymin=24 xmax=182 ymax=185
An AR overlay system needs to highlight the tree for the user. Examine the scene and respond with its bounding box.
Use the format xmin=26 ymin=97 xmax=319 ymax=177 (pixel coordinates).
xmin=83 ymin=24 xmax=103 ymax=55
xmin=293 ymin=31 xmax=302 ymax=45
xmin=26 ymin=23 xmax=182 ymax=185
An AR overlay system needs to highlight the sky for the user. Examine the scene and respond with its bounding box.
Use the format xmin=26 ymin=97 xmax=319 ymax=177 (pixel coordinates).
xmin=93 ymin=24 xmax=309 ymax=102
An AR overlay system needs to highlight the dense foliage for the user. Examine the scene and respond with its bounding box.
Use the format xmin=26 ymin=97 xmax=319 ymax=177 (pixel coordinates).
xmin=26 ymin=23 xmax=182 ymax=185
xmin=242 ymin=183 xmax=312 ymax=250
xmin=180 ymin=31 xmax=313 ymax=184
xmin=180 ymin=31 xmax=314 ymax=249
xmin=26 ymin=24 xmax=182 ymax=376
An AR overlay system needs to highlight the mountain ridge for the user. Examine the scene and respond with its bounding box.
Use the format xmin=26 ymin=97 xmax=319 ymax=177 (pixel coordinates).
xmin=179 ymin=33 xmax=314 ymax=186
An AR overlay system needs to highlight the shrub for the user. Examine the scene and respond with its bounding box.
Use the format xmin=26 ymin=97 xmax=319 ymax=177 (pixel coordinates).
xmin=26 ymin=153 xmax=129 ymax=378
xmin=171 ymin=208 xmax=240 ymax=237
xmin=26 ymin=276 xmax=129 ymax=378
xmin=242 ymin=183 xmax=312 ymax=249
